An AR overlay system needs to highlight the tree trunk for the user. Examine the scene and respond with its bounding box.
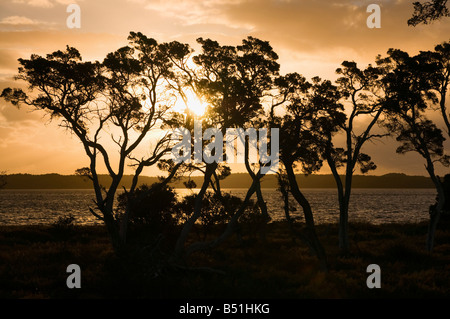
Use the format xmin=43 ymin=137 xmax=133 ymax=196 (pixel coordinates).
xmin=103 ymin=210 xmax=125 ymax=255
xmin=279 ymin=172 xmax=312 ymax=247
xmin=339 ymin=172 xmax=353 ymax=253
xmin=243 ymin=136 xmax=270 ymax=222
xmin=244 ymin=142 xmax=271 ymax=239
xmin=427 ymin=204 xmax=442 ymax=252
xmin=439 ymin=87 xmax=450 ymax=137
xmin=285 ymin=164 xmax=328 ymax=272
xmin=172 ymin=163 xmax=217 ymax=262
xmin=255 ymin=182 xmax=270 ymax=222
xmin=326 ymin=155 xmax=350 ymax=252
xmin=88 ymin=162 xmax=127 ymax=256
xmin=426 ymin=165 xmax=445 ymax=252
xmin=338 ymin=201 xmax=349 ymax=252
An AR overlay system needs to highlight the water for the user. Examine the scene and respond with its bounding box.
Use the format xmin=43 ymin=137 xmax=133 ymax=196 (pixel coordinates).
xmin=0 ymin=188 xmax=437 ymax=226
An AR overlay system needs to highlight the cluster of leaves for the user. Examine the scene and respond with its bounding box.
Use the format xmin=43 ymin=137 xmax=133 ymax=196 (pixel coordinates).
xmin=408 ymin=0 xmax=449 ymax=26
xmin=117 ymin=183 xmax=179 ymax=229
xmin=117 ymin=183 xmax=262 ymax=243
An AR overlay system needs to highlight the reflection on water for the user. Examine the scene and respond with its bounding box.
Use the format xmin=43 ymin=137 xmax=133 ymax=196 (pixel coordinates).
xmin=0 ymin=188 xmax=436 ymax=226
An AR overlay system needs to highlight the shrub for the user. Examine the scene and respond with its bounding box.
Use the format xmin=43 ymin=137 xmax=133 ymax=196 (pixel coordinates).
xmin=53 ymin=213 xmax=76 ymax=228
xmin=50 ymin=213 xmax=76 ymax=240
xmin=176 ymin=191 xmax=263 ymax=240
xmin=117 ymin=183 xmax=181 ymax=247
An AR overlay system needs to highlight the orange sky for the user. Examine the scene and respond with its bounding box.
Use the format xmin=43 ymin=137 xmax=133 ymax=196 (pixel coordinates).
xmin=0 ymin=0 xmax=449 ymax=176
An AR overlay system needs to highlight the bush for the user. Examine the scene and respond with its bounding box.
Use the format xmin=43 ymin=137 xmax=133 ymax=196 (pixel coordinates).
xmin=50 ymin=213 xmax=76 ymax=240
xmin=176 ymin=191 xmax=263 ymax=240
xmin=117 ymin=183 xmax=181 ymax=246
xmin=53 ymin=213 xmax=76 ymax=228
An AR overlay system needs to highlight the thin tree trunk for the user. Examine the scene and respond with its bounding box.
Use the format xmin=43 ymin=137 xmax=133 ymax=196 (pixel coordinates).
xmin=339 ymin=169 xmax=353 ymax=252
xmin=439 ymin=86 xmax=450 ymax=137
xmin=425 ymin=163 xmax=445 ymax=252
xmin=244 ymin=140 xmax=271 ymax=239
xmin=326 ymin=154 xmax=349 ymax=252
xmin=103 ymin=211 xmax=124 ymax=254
xmin=285 ymin=164 xmax=328 ymax=272
xmin=88 ymin=159 xmax=125 ymax=255
xmin=172 ymin=163 xmax=217 ymax=262
xmin=255 ymin=182 xmax=270 ymax=221
xmin=278 ymin=172 xmax=312 ymax=247
xmin=338 ymin=201 xmax=349 ymax=252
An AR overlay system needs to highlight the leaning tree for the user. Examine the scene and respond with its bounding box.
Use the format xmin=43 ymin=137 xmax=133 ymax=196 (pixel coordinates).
xmin=171 ymin=36 xmax=281 ymax=261
xmin=271 ymin=73 xmax=346 ymax=271
xmin=1 ymin=32 xmax=193 ymax=254
xmin=378 ymin=48 xmax=450 ymax=252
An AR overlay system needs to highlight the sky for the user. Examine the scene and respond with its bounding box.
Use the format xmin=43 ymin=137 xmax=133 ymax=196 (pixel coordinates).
xmin=0 ymin=0 xmax=449 ymax=177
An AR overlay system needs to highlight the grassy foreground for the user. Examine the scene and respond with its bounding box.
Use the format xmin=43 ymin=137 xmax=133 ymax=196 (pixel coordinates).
xmin=1 ymin=219 xmax=450 ymax=299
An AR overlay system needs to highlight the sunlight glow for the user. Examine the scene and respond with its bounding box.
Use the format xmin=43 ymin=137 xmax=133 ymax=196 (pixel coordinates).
xmin=174 ymin=90 xmax=208 ymax=117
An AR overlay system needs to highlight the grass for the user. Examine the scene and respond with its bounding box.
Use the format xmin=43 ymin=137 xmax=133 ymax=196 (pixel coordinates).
xmin=1 ymin=219 xmax=450 ymax=299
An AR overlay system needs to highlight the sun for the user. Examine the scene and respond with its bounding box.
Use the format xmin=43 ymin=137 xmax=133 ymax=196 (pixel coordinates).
xmin=189 ymin=97 xmax=208 ymax=116
xmin=174 ymin=90 xmax=207 ymax=116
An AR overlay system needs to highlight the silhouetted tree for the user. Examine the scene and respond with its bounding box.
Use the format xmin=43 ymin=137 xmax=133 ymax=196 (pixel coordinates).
xmin=408 ymin=0 xmax=449 ymax=26
xmin=405 ymin=43 xmax=450 ymax=222
xmin=172 ymin=36 xmax=280 ymax=261
xmin=416 ymin=41 xmax=450 ymax=137
xmin=378 ymin=48 xmax=450 ymax=251
xmin=436 ymin=174 xmax=450 ymax=216
xmin=272 ymin=73 xmax=345 ymax=270
xmin=1 ymin=32 xmax=192 ymax=254
xmin=324 ymin=61 xmax=387 ymax=252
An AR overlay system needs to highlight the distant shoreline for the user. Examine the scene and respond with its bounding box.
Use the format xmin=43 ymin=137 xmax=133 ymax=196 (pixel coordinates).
xmin=1 ymin=173 xmax=435 ymax=189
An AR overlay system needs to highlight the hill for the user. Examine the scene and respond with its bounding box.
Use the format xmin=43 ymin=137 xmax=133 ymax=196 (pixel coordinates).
xmin=0 ymin=172 xmax=434 ymax=189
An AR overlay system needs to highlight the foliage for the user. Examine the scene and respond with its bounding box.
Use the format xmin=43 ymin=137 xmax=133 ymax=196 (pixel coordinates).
xmin=52 ymin=213 xmax=76 ymax=230
xmin=117 ymin=183 xmax=180 ymax=234
xmin=378 ymin=46 xmax=450 ymax=251
xmin=408 ymin=0 xmax=450 ymax=26
xmin=175 ymin=191 xmax=261 ymax=239
xmin=378 ymin=48 xmax=449 ymax=165
xmin=0 ymin=33 xmax=193 ymax=254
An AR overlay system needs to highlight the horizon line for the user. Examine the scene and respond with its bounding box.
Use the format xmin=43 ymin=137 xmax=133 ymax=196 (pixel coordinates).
xmin=2 ymin=172 xmax=432 ymax=178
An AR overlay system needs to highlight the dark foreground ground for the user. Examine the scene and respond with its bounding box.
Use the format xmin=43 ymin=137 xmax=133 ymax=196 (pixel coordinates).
xmin=1 ymin=219 xmax=450 ymax=299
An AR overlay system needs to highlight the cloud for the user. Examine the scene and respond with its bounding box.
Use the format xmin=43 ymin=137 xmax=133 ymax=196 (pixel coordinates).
xmin=127 ymin=0 xmax=450 ymax=64
xmin=207 ymin=0 xmax=450 ymax=69
xmin=0 ymin=15 xmax=58 ymax=31
xmin=11 ymin=0 xmax=78 ymax=8
xmin=0 ymin=15 xmax=40 ymax=25
xmin=0 ymin=31 xmax=124 ymax=61
xmin=143 ymin=0 xmax=246 ymax=27
xmin=0 ymin=117 xmax=89 ymax=174
xmin=12 ymin=0 xmax=53 ymax=8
